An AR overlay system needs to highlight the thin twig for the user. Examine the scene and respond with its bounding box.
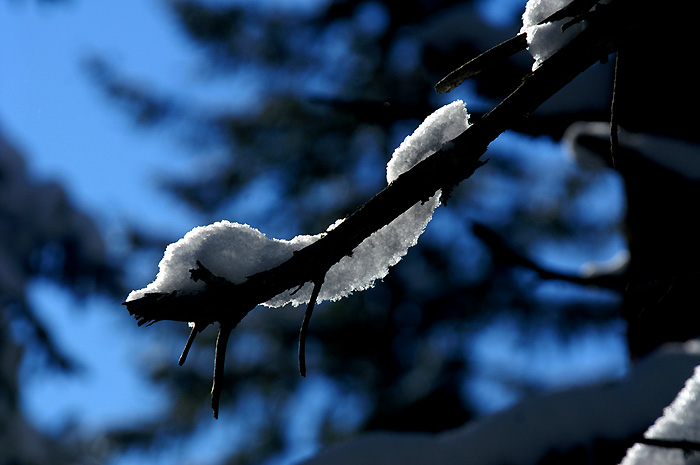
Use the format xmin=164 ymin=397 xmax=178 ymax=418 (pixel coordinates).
xmin=638 ymin=437 xmax=700 ymax=453
xmin=609 ymin=50 xmax=620 ymax=169
xmin=298 ymin=278 xmax=325 ymax=377
xmin=127 ymin=1 xmax=628 ymax=329
xmin=179 ymin=323 xmax=201 ymax=366
xmin=435 ymin=33 xmax=527 ymax=94
xmin=211 ymin=324 xmax=233 ymax=419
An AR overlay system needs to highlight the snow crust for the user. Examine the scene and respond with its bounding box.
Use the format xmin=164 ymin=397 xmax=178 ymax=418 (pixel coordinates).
xmin=301 ymin=342 xmax=700 ymax=465
xmin=127 ymin=221 xmax=322 ymax=303
xmin=520 ymin=0 xmax=586 ymax=70
xmin=126 ymin=100 xmax=470 ymax=306
xmin=621 ymin=359 xmax=700 ymax=465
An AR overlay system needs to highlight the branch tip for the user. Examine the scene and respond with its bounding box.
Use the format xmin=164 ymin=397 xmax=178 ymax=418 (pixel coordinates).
xmin=298 ymin=277 xmax=325 ymax=377
xmin=435 ymin=33 xmax=527 ymax=93
xmin=179 ymin=323 xmax=201 ymax=366
xmin=211 ymin=324 xmax=233 ymax=419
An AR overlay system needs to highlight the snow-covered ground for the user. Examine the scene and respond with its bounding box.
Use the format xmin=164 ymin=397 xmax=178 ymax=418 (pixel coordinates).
xmin=301 ymin=341 xmax=700 ymax=465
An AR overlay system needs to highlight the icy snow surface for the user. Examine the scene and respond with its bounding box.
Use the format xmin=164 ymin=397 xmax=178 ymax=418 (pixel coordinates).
xmin=127 ymin=100 xmax=470 ymax=306
xmin=300 ymin=342 xmax=700 ymax=465
xmin=621 ymin=357 xmax=700 ymax=465
xmin=520 ymin=0 xmax=586 ymax=70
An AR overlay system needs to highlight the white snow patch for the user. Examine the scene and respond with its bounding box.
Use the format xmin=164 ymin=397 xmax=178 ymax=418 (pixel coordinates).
xmin=301 ymin=343 xmax=700 ymax=465
xmin=621 ymin=359 xmax=700 ymax=465
xmin=520 ymin=0 xmax=586 ymax=70
xmin=127 ymin=100 xmax=470 ymax=307
xmin=126 ymin=221 xmax=321 ymax=304
xmin=386 ymin=100 xmax=468 ymax=183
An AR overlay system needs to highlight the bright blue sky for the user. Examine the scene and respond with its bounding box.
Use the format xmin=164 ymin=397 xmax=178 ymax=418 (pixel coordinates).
xmin=1 ymin=0 xmax=628 ymax=463
xmin=1 ymin=3 xmax=382 ymax=463
xmin=1 ymin=2 xmax=277 ymax=462
xmin=0 ymin=0 xmax=199 ymax=236
xmin=0 ymin=0 xmax=201 ymax=437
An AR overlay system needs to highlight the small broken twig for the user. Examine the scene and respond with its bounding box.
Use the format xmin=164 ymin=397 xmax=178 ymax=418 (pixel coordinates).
xmin=637 ymin=437 xmax=700 ymax=454
xmin=435 ymin=33 xmax=527 ymax=94
xmin=436 ymin=0 xmax=609 ymax=95
xmin=179 ymin=322 xmax=203 ymax=366
xmin=211 ymin=324 xmax=233 ymax=419
xmin=298 ymin=277 xmax=325 ymax=377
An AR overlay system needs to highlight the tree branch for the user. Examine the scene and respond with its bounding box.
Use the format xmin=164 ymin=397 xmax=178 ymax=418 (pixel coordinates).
xmin=637 ymin=437 xmax=700 ymax=454
xmin=472 ymin=222 xmax=627 ymax=290
xmin=298 ymin=277 xmax=324 ymax=377
xmin=124 ymin=0 xmax=634 ymax=418
xmin=211 ymin=323 xmax=233 ymax=419
xmin=179 ymin=322 xmax=203 ymax=366
xmin=435 ymin=33 xmax=527 ymax=94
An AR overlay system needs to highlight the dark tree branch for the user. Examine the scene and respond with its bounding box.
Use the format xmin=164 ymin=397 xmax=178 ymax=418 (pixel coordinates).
xmin=125 ymin=0 xmax=634 ymax=418
xmin=472 ymin=222 xmax=627 ymax=290
xmin=637 ymin=437 xmax=700 ymax=454
xmin=434 ymin=0 xmax=609 ymax=94
xmin=298 ymin=277 xmax=325 ymax=377
xmin=179 ymin=322 xmax=203 ymax=366
xmin=211 ymin=323 xmax=233 ymax=419
xmin=435 ymin=33 xmax=527 ymax=94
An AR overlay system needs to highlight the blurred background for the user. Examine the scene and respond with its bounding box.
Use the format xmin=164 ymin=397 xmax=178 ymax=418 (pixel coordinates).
xmin=3 ymin=0 xmax=695 ymax=464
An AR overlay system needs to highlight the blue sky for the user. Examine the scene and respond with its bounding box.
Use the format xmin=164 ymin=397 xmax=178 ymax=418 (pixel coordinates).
xmin=1 ymin=0 xmax=200 ymax=435
xmin=1 ymin=0 xmax=205 ymax=237
xmin=1 ymin=3 xmax=362 ymax=463
xmin=1 ymin=2 xmax=279 ymax=462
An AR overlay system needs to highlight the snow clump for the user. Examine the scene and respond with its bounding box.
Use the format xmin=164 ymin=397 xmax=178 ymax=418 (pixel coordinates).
xmin=620 ymin=363 xmax=700 ymax=465
xmin=127 ymin=100 xmax=470 ymax=307
xmin=520 ymin=0 xmax=587 ymax=70
xmin=126 ymin=222 xmax=322 ymax=303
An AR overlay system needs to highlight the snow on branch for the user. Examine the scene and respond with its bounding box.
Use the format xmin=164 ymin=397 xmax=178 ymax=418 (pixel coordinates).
xmin=435 ymin=0 xmax=611 ymax=93
xmin=622 ymin=364 xmax=700 ymax=464
xmin=126 ymin=101 xmax=470 ymax=308
xmin=124 ymin=0 xmax=630 ymax=418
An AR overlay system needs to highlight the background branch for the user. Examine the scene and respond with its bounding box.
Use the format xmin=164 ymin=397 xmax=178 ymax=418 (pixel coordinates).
xmin=472 ymin=222 xmax=626 ymax=290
